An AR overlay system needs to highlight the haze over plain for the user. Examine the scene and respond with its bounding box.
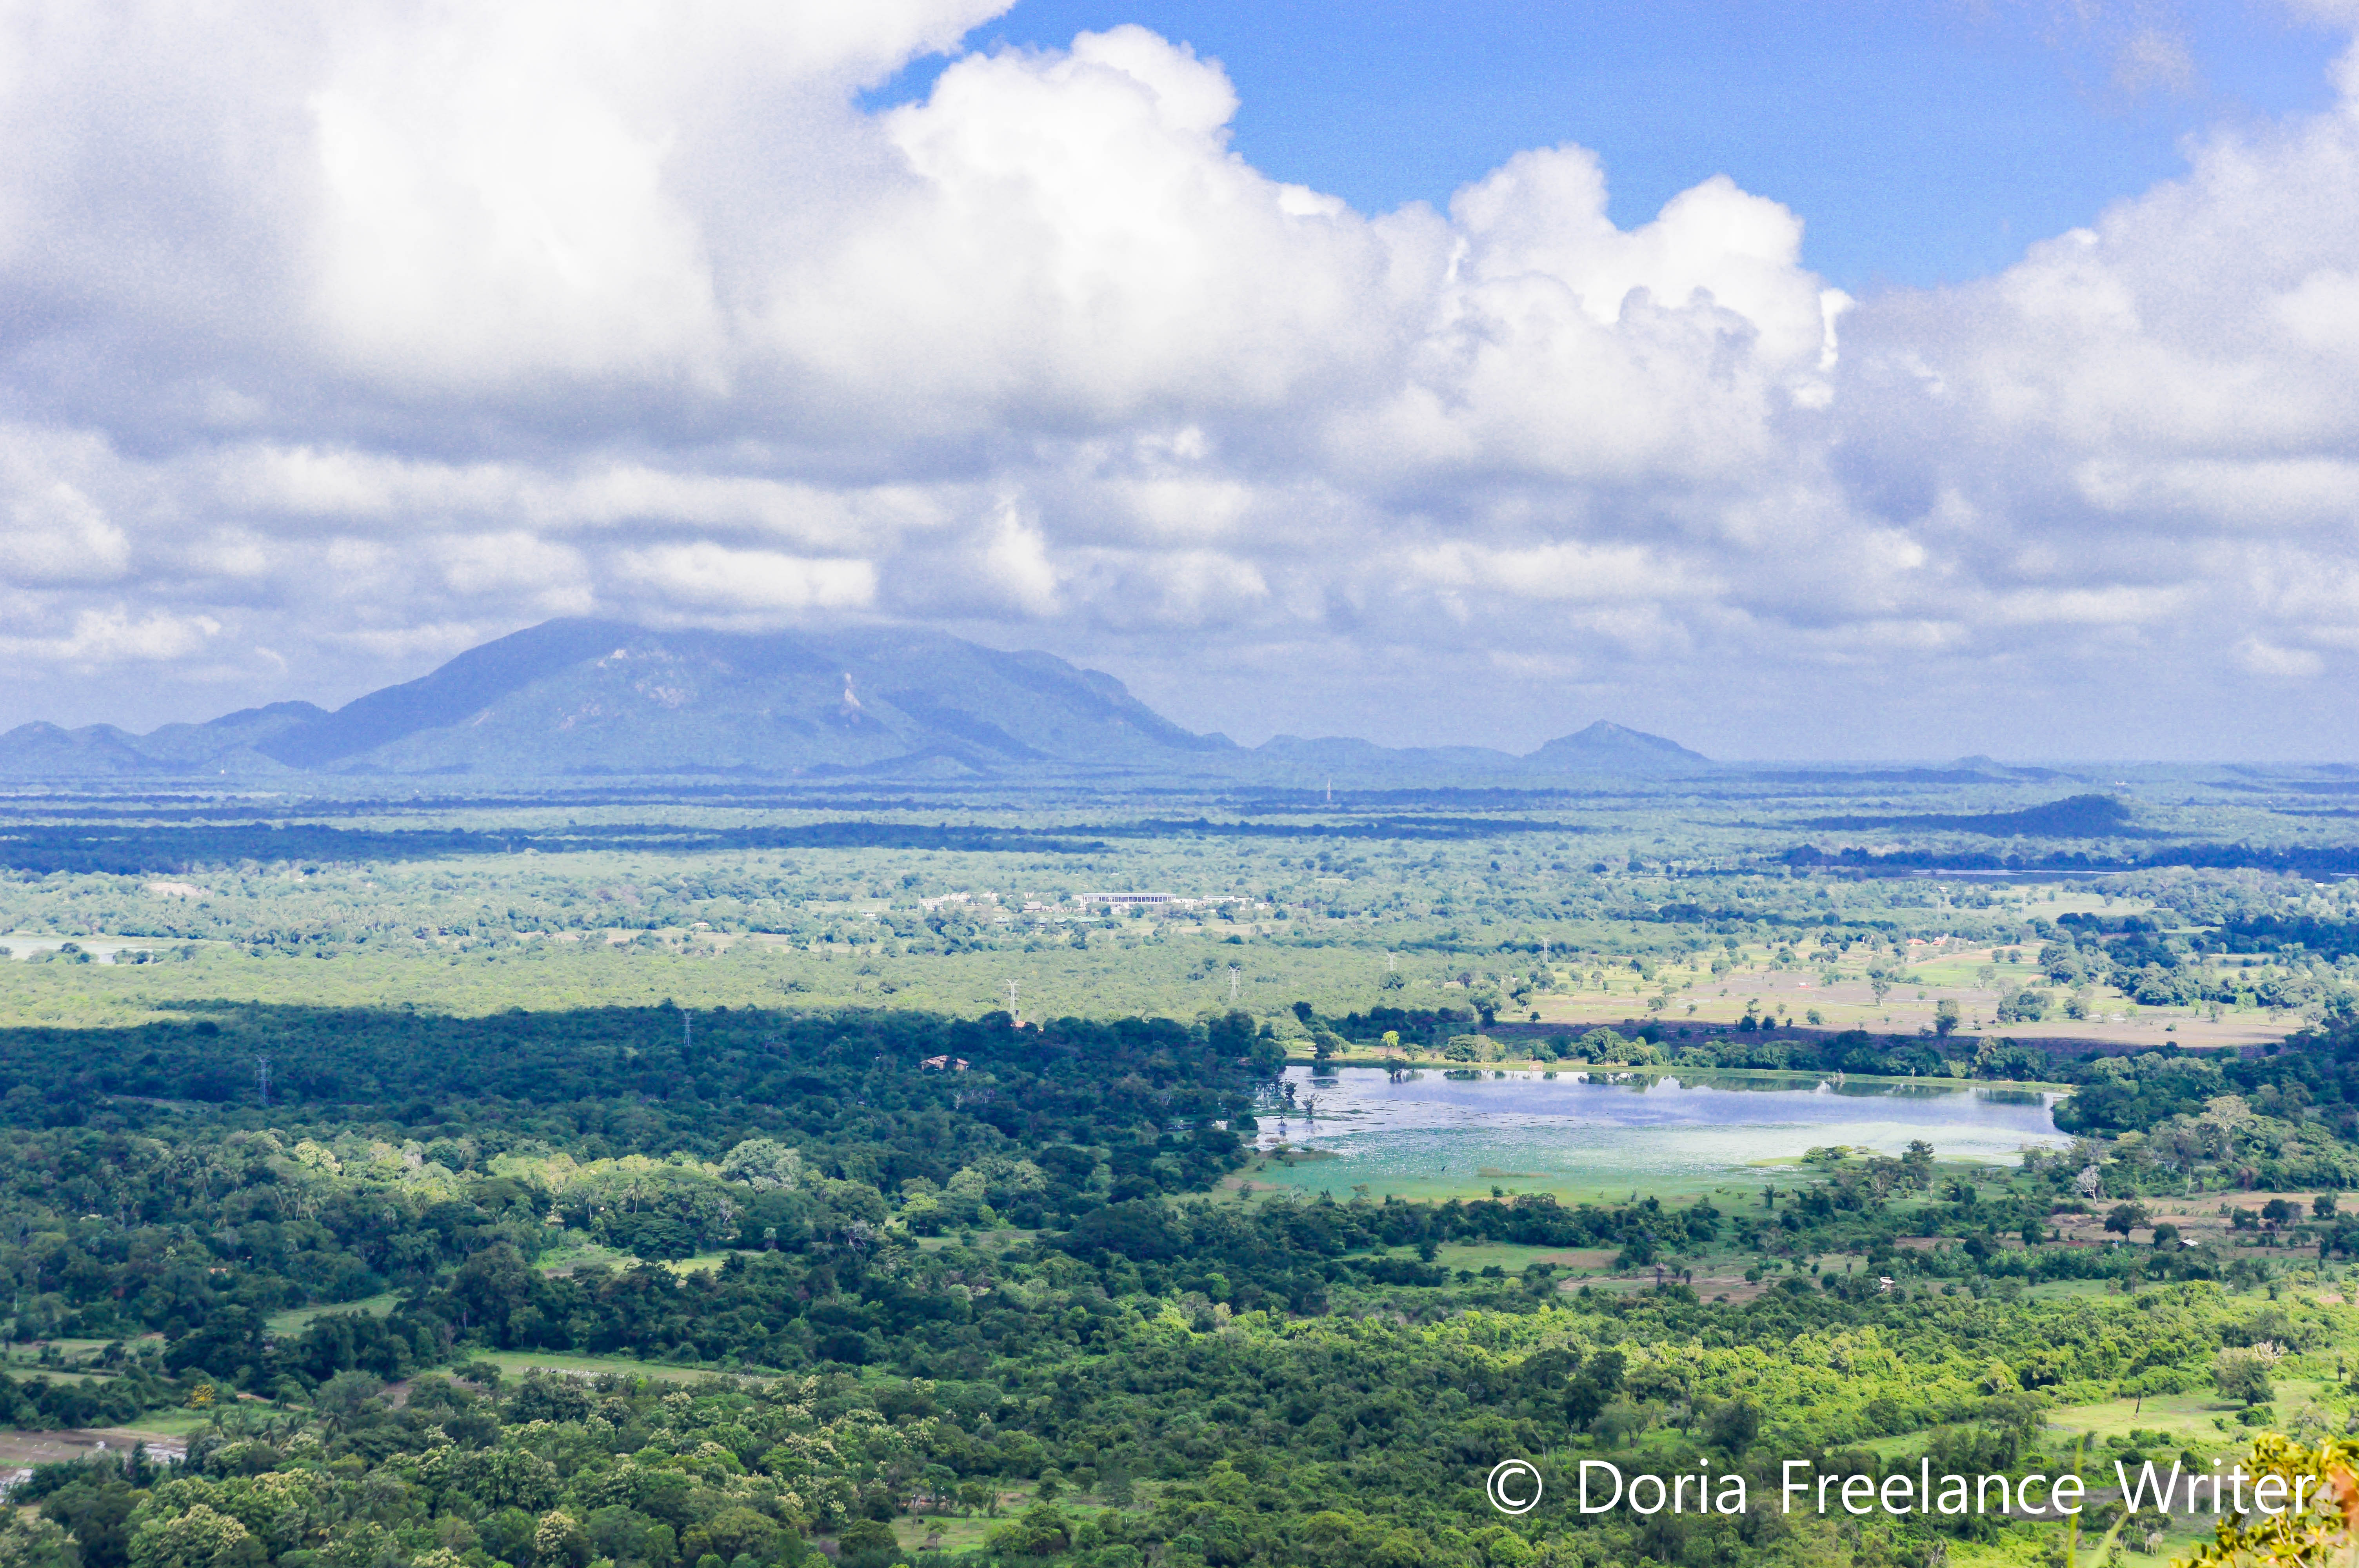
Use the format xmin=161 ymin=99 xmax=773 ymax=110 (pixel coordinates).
xmin=4 ymin=0 xmax=2359 ymax=758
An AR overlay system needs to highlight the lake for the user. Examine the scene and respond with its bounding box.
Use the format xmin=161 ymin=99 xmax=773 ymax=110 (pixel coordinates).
xmin=1245 ymin=1065 xmax=2072 ymax=1202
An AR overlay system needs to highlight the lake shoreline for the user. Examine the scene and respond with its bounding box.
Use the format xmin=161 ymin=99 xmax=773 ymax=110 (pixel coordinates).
xmin=1287 ymin=1053 xmax=2075 ymax=1095
xmin=1245 ymin=1062 xmax=2073 ymax=1200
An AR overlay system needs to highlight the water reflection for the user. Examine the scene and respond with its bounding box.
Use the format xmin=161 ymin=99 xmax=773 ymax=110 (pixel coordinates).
xmin=1250 ymin=1065 xmax=2070 ymax=1196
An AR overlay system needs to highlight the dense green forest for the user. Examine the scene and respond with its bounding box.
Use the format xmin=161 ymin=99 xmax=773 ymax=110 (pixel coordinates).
xmin=2 ymin=998 xmax=2359 ymax=1565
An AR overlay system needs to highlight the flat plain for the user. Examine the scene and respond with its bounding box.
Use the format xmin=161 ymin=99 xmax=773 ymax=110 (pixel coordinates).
xmin=0 ymin=764 xmax=2354 ymax=1568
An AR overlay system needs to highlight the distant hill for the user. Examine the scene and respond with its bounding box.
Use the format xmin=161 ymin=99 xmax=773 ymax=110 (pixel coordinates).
xmin=1523 ymin=721 xmax=1711 ymax=773
xmin=0 ymin=619 xmax=1723 ymax=782
xmin=1230 ymin=722 xmax=1710 ymax=787
xmin=1799 ymin=794 xmax=2146 ymax=838
xmin=1236 ymin=735 xmax=1521 ymax=788
xmin=1941 ymin=754 xmax=2073 ymax=782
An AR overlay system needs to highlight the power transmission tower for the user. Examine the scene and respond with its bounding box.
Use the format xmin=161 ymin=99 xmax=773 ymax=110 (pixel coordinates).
xmin=1228 ymin=965 xmax=1241 ymax=1004
xmin=1006 ymin=980 xmax=1020 ymax=1023
xmin=255 ymin=1056 xmax=271 ymax=1107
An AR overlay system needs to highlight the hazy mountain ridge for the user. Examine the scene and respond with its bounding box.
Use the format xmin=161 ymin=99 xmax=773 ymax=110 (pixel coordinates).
xmin=0 ymin=619 xmax=1707 ymax=782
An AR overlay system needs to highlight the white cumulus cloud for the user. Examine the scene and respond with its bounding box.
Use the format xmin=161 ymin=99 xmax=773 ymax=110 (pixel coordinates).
xmin=616 ymin=542 xmax=878 ymax=614
xmin=0 ymin=2 xmax=2355 ymax=755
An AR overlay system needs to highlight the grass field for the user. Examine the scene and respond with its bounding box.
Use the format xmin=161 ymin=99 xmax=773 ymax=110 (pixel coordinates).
xmin=111 ymin=1406 xmax=216 ymax=1438
xmin=1427 ymin=1241 xmax=1620 ymax=1274
xmin=886 ymin=1488 xmax=1134 ymax=1556
xmin=475 ymin=1350 xmax=749 ymax=1384
xmin=265 ymin=1293 xmax=403 ymax=1337
xmin=535 ymin=1240 xmax=639 ymax=1275
xmin=661 ymin=1253 xmax=730 ymax=1276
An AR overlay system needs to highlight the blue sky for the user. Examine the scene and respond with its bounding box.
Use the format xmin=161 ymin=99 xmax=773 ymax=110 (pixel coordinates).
xmin=874 ymin=0 xmax=2349 ymax=290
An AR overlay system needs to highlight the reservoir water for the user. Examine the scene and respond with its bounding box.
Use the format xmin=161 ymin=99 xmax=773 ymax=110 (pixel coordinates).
xmin=1247 ymin=1064 xmax=2072 ymax=1202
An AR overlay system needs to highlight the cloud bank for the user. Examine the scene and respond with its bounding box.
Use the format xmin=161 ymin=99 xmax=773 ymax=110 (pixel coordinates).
xmin=2 ymin=1 xmax=2357 ymax=756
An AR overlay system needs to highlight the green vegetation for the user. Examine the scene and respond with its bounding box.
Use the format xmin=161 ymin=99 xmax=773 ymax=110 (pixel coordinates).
xmin=2 ymin=778 xmax=2359 ymax=1564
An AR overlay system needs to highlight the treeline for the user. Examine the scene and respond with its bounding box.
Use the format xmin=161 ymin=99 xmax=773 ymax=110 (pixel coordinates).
xmin=2217 ymin=914 xmax=2359 ymax=960
xmin=1783 ymin=841 xmax=2359 ymax=877
xmin=0 ymin=1003 xmax=1271 ymax=1140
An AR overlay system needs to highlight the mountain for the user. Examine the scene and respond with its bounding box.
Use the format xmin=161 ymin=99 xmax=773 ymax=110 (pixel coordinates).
xmin=0 ymin=620 xmax=1716 ymax=782
xmin=1523 ymin=720 xmax=1711 ymax=773
xmin=1234 ymin=721 xmax=1712 ymax=786
xmin=0 ymin=701 xmax=334 ymax=778
xmin=1941 ymin=754 xmax=2074 ymax=782
xmin=0 ymin=621 xmax=1233 ymax=780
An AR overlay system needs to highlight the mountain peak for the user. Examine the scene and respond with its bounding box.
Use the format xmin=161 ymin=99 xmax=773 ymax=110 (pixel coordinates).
xmin=1525 ymin=721 xmax=1710 ymax=771
xmin=0 ymin=619 xmax=1234 ymax=780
